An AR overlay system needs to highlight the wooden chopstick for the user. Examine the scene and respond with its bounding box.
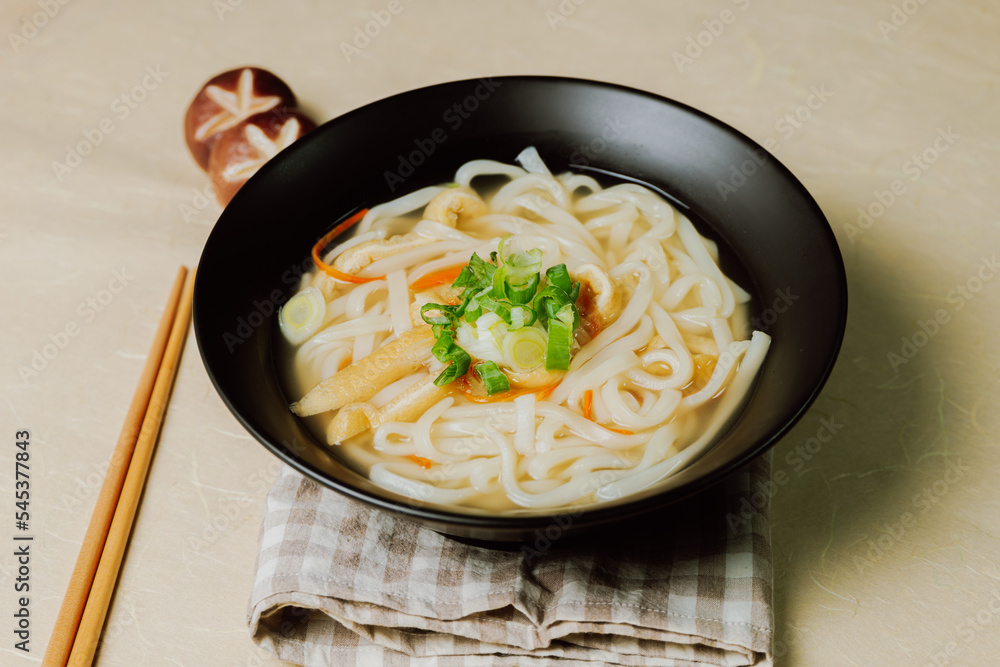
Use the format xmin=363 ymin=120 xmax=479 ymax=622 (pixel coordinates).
xmin=41 ymin=267 xmax=193 ymax=667
xmin=68 ymin=268 xmax=196 ymax=665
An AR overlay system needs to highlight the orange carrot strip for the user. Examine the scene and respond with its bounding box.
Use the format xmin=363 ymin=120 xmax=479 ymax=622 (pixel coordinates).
xmin=577 ymin=388 xmax=630 ymax=433
xmin=459 ymin=378 xmax=561 ymax=404
xmin=410 ymin=265 xmax=465 ymax=291
xmin=311 ymin=209 xmax=375 ymax=284
xmin=408 ymin=455 xmax=432 ymax=469
xmin=582 ymin=389 xmax=593 ymax=421
xmin=534 ymin=384 xmax=558 ymax=401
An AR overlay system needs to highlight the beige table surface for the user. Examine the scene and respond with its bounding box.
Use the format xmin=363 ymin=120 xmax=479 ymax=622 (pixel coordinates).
xmin=2 ymin=1 xmax=998 ymax=665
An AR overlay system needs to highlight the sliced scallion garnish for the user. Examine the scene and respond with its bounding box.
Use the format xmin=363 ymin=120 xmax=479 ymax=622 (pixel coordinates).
xmin=544 ymin=305 xmax=576 ymax=371
xmin=430 ymin=330 xmax=471 ymax=386
xmin=503 ymin=326 xmax=548 ymax=373
xmin=474 ymin=360 xmax=510 ymax=395
xmin=279 ymin=286 xmax=327 ymax=345
xmin=420 ymin=302 xmax=459 ymax=327
xmin=545 ymin=264 xmax=573 ymax=293
xmin=421 ymin=236 xmax=582 ymax=386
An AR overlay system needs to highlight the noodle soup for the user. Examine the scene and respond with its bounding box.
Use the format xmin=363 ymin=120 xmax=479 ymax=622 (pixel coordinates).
xmin=278 ymin=148 xmax=770 ymax=514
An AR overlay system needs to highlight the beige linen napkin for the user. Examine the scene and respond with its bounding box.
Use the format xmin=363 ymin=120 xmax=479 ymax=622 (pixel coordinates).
xmin=248 ymin=455 xmax=773 ymax=666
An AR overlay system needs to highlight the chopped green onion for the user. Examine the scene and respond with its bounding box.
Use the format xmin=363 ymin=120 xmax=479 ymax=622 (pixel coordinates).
xmin=474 ymin=361 xmax=510 ymax=395
xmin=504 ymin=251 xmax=543 ymax=285
xmin=490 ymin=262 xmax=508 ymax=299
xmin=434 ymin=359 xmax=469 ymax=386
xmin=478 ymin=294 xmax=512 ymax=324
xmin=431 ymin=331 xmax=471 ymax=386
xmin=532 ymin=282 xmax=581 ymax=330
xmin=509 ymin=305 xmax=536 ymax=330
xmin=464 ymin=253 xmax=496 ymax=285
xmin=451 ymin=264 xmax=478 ymax=289
xmin=533 ymin=285 xmax=570 ymax=324
xmin=503 ymin=326 xmax=548 ymax=373
xmin=545 ymin=305 xmax=575 ymax=371
xmin=507 ymin=273 xmax=540 ymax=305
xmin=455 ymin=314 xmax=506 ymax=364
xmin=493 ymin=236 xmax=543 ymax=303
xmin=420 ymin=302 xmax=459 ymax=327
xmin=497 ymin=236 xmax=542 ymax=273
xmin=431 ymin=330 xmax=456 ymax=359
xmin=279 ymin=286 xmax=327 ymax=345
xmin=545 ymin=264 xmax=573 ymax=293
xmin=421 ymin=240 xmax=585 ymax=385
xmin=463 ymin=296 xmax=483 ymax=323
xmin=569 ymin=280 xmax=581 ymax=305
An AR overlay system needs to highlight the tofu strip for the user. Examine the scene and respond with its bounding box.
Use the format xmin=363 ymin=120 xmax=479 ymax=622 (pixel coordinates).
xmin=290 ymin=325 xmax=435 ymax=416
xmin=333 ymin=233 xmax=436 ymax=274
xmin=326 ymin=374 xmax=450 ymax=444
xmin=571 ymin=263 xmax=621 ymax=326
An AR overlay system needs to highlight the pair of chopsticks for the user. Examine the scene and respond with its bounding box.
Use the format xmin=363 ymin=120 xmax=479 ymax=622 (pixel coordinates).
xmin=42 ymin=267 xmax=195 ymax=666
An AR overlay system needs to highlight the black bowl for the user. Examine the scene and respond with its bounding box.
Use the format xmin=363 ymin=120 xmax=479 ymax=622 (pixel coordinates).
xmin=194 ymin=76 xmax=847 ymax=543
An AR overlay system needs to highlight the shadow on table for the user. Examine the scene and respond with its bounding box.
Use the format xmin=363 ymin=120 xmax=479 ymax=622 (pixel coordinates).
xmin=768 ymin=204 xmax=968 ymax=664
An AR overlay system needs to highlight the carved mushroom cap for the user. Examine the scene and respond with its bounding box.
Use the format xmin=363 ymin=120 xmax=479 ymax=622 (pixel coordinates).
xmin=184 ymin=66 xmax=297 ymax=170
xmin=207 ymin=108 xmax=316 ymax=205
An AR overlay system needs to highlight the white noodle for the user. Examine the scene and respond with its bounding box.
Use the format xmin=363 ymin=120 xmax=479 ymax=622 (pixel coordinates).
xmin=358 ymin=186 xmax=446 ymax=232
xmin=370 ymin=464 xmax=480 ymax=505
xmin=516 ymin=146 xmax=552 ymax=175
xmin=286 ymin=150 xmax=772 ymax=513
xmin=601 ymin=382 xmax=682 ymax=430
xmin=676 ymin=214 xmax=735 ymax=318
xmin=411 ymin=397 xmax=459 ymax=462
xmin=558 ymin=172 xmax=602 ymax=194
xmin=407 ymin=239 xmax=502 ymax=286
xmin=386 ymin=269 xmax=411 ymax=335
xmin=491 ymin=174 xmax=570 ymax=212
xmin=321 ymin=229 xmax=385 ymax=264
xmin=344 ymin=281 xmax=388 ymax=318
xmin=299 ymin=316 xmax=391 ymax=351
xmin=515 ymin=195 xmax=606 ymax=260
xmin=550 ymin=316 xmax=654 ymax=407
xmin=412 ymin=219 xmax=480 ymax=243
xmin=514 ymin=393 xmax=536 ymax=456
xmin=370 ymin=372 xmax=424 ymax=409
xmin=595 ymin=332 xmax=770 ymax=501
xmin=568 ymin=263 xmax=653 ymax=370
xmin=662 ymin=274 xmax=724 ymax=312
xmin=352 ymin=332 xmax=376 ymax=364
xmin=455 ymin=159 xmax=526 ymax=187
xmin=317 ymin=347 xmax=352 ymax=381
xmin=467 ymin=214 xmax=604 ymax=266
xmin=359 ymin=240 xmax=472 ymax=278
xmin=488 ymin=427 xmax=628 ymax=509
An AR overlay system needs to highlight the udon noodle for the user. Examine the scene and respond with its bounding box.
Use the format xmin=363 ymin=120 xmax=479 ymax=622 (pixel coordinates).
xmin=279 ymin=148 xmax=770 ymax=513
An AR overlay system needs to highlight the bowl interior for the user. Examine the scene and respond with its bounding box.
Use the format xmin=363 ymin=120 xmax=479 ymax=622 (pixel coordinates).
xmin=194 ymin=76 xmax=847 ymax=542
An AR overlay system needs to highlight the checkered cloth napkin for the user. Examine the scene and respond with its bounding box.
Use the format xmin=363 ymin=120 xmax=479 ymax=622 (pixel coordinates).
xmin=248 ymin=455 xmax=774 ymax=666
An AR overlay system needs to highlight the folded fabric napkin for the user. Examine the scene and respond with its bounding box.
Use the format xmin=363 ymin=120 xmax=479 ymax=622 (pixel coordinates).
xmin=249 ymin=455 xmax=773 ymax=666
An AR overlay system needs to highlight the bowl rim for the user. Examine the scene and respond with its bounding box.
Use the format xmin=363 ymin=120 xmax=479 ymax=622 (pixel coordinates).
xmin=194 ymin=74 xmax=848 ymax=532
